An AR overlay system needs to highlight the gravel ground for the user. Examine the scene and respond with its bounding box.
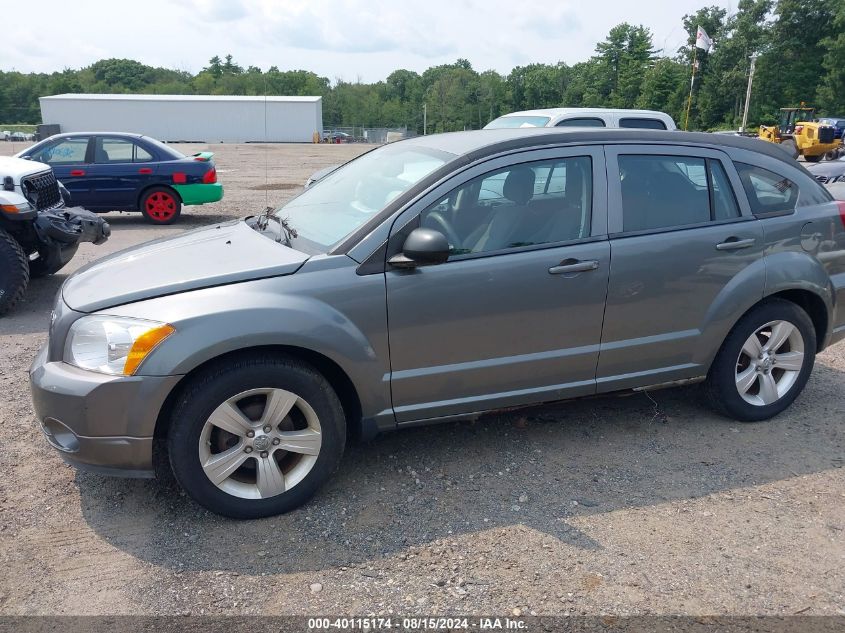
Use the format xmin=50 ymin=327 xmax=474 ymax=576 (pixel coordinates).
xmin=0 ymin=141 xmax=843 ymax=618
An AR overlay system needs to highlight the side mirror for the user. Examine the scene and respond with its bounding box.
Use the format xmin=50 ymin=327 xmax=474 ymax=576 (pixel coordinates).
xmin=388 ymin=228 xmax=450 ymax=268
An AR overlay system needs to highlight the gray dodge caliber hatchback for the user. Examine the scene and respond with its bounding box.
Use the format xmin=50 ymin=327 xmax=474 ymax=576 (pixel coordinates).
xmin=30 ymin=128 xmax=845 ymax=518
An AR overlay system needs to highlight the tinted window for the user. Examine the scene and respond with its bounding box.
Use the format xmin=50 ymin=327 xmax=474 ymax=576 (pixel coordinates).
xmin=33 ymin=138 xmax=88 ymax=164
xmin=619 ymin=118 xmax=667 ymax=130
xmin=421 ymin=156 xmax=592 ymax=255
xmin=734 ymin=162 xmax=798 ymax=216
xmin=556 ymin=118 xmax=606 ymax=128
xmin=620 ymin=155 xmax=740 ymax=232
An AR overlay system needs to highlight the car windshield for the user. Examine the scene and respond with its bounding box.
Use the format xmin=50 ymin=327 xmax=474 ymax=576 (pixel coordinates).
xmin=275 ymin=143 xmax=453 ymax=251
xmin=484 ymin=115 xmax=551 ymax=129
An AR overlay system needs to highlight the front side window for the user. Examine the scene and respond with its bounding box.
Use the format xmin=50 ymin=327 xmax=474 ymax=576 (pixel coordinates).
xmin=32 ymin=137 xmax=88 ymax=164
xmin=619 ymin=118 xmax=667 ymax=130
xmin=556 ymin=117 xmax=606 ymax=128
xmin=619 ymin=155 xmax=740 ymax=232
xmin=734 ymin=162 xmax=798 ymax=216
xmin=420 ymin=156 xmax=593 ymax=255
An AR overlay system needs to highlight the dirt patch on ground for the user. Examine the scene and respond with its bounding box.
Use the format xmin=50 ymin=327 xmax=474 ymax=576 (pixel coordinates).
xmin=0 ymin=141 xmax=843 ymax=617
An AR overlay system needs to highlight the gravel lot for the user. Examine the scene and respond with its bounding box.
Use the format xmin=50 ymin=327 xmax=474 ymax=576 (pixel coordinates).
xmin=0 ymin=141 xmax=843 ymax=618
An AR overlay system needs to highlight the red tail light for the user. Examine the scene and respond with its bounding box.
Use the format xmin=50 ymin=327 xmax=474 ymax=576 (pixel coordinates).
xmin=836 ymin=201 xmax=845 ymax=228
xmin=202 ymin=167 xmax=217 ymax=184
xmin=794 ymin=125 xmax=804 ymax=134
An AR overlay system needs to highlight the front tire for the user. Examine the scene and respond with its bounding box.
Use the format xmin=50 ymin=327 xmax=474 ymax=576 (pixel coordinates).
xmin=168 ymin=355 xmax=346 ymax=519
xmin=705 ymin=299 xmax=816 ymax=422
xmin=804 ymin=154 xmax=822 ymax=163
xmin=0 ymin=228 xmax=30 ymax=316
xmin=141 ymin=187 xmax=182 ymax=225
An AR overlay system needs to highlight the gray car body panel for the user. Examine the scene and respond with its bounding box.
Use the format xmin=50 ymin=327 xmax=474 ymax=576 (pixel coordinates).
xmin=28 ymin=127 xmax=845 ymax=476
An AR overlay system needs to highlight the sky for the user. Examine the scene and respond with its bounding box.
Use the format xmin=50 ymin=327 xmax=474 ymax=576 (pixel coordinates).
xmin=7 ymin=0 xmax=734 ymax=82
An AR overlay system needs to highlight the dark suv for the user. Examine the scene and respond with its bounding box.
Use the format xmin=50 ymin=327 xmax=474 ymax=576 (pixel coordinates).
xmin=30 ymin=128 xmax=845 ymax=518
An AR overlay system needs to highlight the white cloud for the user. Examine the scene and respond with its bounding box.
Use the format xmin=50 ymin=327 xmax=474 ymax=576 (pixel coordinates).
xmin=3 ymin=0 xmax=729 ymax=80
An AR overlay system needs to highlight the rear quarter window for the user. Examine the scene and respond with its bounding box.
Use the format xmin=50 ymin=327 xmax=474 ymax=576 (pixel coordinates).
xmin=734 ymin=162 xmax=800 ymax=216
xmin=619 ymin=118 xmax=667 ymax=130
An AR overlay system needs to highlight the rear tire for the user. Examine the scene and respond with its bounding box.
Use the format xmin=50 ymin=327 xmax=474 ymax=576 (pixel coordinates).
xmin=140 ymin=187 xmax=182 ymax=225
xmin=705 ymin=299 xmax=816 ymax=422
xmin=804 ymin=154 xmax=822 ymax=163
xmin=0 ymin=228 xmax=30 ymax=316
xmin=168 ymin=355 xmax=346 ymax=519
xmin=779 ymin=138 xmax=799 ymax=159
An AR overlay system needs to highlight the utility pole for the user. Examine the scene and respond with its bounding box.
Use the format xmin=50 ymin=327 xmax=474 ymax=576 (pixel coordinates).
xmin=740 ymin=53 xmax=758 ymax=134
xmin=423 ymin=103 xmax=427 ymax=136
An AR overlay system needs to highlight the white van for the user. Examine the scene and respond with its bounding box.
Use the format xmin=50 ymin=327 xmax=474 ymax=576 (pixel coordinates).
xmin=484 ymin=107 xmax=677 ymax=131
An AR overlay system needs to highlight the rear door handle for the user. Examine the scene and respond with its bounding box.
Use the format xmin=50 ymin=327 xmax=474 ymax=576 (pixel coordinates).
xmin=69 ymin=169 xmax=86 ymax=176
xmin=138 ymin=167 xmax=153 ymax=175
xmin=548 ymin=259 xmax=599 ymax=275
xmin=715 ymin=237 xmax=756 ymax=251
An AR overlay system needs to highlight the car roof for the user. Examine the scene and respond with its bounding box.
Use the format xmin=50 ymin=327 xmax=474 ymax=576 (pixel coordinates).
xmin=495 ymin=107 xmax=671 ymax=118
xmin=46 ymin=132 xmax=146 ymax=139
xmin=398 ymin=127 xmax=796 ymax=167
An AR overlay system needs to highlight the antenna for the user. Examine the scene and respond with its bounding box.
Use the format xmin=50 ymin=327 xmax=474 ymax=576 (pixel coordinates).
xmin=264 ymin=72 xmax=269 ymax=209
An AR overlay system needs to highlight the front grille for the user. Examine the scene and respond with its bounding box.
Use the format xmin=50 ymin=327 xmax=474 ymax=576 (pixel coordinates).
xmin=21 ymin=170 xmax=62 ymax=211
xmin=819 ymin=126 xmax=835 ymax=144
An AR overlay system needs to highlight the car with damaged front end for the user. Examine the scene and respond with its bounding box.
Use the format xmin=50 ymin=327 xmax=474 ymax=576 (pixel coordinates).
xmin=1 ymin=156 xmax=109 ymax=315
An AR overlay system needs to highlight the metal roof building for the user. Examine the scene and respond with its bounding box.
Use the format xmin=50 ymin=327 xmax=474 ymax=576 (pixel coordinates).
xmin=39 ymin=94 xmax=323 ymax=143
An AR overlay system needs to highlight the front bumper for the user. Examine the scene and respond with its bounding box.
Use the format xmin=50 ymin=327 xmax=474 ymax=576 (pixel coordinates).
xmin=29 ymin=345 xmax=181 ymax=478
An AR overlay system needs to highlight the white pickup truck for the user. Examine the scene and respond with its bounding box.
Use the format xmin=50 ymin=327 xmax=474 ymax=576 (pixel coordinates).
xmin=0 ymin=156 xmax=110 ymax=315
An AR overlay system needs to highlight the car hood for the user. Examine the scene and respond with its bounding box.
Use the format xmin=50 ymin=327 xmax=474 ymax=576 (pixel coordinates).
xmin=63 ymin=220 xmax=309 ymax=312
xmin=806 ymin=159 xmax=845 ymax=178
xmin=0 ymin=155 xmax=51 ymax=181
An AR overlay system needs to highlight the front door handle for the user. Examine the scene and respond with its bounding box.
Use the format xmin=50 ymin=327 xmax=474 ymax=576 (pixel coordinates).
xmin=548 ymin=259 xmax=600 ymax=275
xmin=716 ymin=237 xmax=756 ymax=251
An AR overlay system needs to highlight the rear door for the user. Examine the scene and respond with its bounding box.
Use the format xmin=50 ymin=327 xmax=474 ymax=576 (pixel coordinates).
xmin=27 ymin=136 xmax=93 ymax=206
xmin=596 ymin=145 xmax=765 ymax=391
xmin=86 ymin=136 xmax=159 ymax=210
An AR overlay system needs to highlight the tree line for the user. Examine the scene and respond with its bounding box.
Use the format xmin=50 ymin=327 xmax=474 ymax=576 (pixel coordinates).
xmin=1 ymin=0 xmax=843 ymax=133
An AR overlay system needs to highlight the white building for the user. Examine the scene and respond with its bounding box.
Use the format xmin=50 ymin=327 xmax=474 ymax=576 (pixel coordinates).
xmin=39 ymin=94 xmax=323 ymax=143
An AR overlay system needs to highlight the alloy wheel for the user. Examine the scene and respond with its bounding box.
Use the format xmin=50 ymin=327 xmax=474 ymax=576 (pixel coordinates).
xmin=734 ymin=319 xmax=805 ymax=406
xmin=198 ymin=388 xmax=322 ymax=499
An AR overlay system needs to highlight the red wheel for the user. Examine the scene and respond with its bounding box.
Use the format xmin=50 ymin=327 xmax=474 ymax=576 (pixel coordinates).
xmin=141 ymin=187 xmax=182 ymax=225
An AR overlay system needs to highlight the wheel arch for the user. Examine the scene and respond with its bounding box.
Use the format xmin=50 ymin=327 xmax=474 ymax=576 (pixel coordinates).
xmin=153 ymin=345 xmax=363 ymax=443
xmin=137 ymin=182 xmax=181 ymax=210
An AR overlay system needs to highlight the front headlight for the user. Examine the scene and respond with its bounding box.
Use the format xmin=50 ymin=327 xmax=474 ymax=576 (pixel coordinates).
xmin=64 ymin=315 xmax=175 ymax=376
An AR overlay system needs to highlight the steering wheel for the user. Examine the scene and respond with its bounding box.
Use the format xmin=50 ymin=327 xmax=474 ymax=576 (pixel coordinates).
xmin=423 ymin=210 xmax=463 ymax=250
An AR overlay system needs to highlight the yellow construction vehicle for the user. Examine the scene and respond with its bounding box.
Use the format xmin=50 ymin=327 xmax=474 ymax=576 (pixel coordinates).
xmin=758 ymin=105 xmax=840 ymax=162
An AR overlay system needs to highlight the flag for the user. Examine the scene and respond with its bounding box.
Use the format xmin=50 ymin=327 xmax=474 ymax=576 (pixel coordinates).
xmin=695 ymin=26 xmax=714 ymax=52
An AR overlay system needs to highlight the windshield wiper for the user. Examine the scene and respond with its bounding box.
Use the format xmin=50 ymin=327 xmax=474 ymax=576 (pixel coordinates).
xmin=256 ymin=207 xmax=297 ymax=245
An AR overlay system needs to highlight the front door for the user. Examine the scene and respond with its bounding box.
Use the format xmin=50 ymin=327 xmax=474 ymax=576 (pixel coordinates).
xmin=596 ymin=145 xmax=765 ymax=391
xmin=385 ymin=147 xmax=611 ymax=423
xmin=27 ymin=136 xmax=93 ymax=207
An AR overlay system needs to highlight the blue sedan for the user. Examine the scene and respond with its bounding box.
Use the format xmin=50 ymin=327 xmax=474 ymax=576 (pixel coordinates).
xmin=17 ymin=132 xmax=223 ymax=224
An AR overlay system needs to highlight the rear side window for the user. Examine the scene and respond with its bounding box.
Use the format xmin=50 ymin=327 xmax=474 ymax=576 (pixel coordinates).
xmin=556 ymin=117 xmax=606 ymax=128
xmin=619 ymin=155 xmax=740 ymax=232
xmin=734 ymin=163 xmax=798 ymax=216
xmin=619 ymin=118 xmax=667 ymax=130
